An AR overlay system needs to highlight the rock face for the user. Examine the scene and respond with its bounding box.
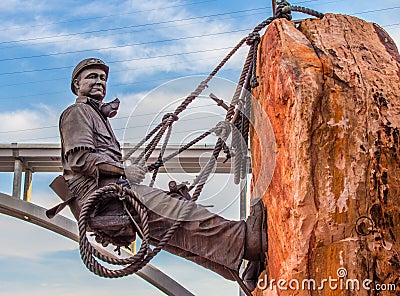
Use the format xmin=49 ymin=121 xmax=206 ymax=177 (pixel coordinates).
xmin=250 ymin=14 xmax=400 ymax=295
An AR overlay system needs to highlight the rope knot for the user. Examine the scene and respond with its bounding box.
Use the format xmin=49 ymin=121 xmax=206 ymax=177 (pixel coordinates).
xmin=200 ymin=81 xmax=208 ymax=88
xmin=214 ymin=121 xmax=231 ymax=140
xmin=162 ymin=113 xmax=179 ymax=122
xmin=275 ymin=1 xmax=292 ymax=21
xmin=250 ymin=76 xmax=260 ymax=88
xmin=246 ymin=32 xmax=260 ymax=46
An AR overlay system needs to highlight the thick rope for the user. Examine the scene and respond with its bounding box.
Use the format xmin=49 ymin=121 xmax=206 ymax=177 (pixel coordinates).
xmin=191 ymin=41 xmax=254 ymax=190
xmin=284 ymin=5 xmax=324 ymax=19
xmin=79 ymin=184 xmax=201 ymax=278
xmin=149 ymin=123 xmax=173 ymax=187
xmin=132 ymin=115 xmax=176 ymax=165
xmin=122 ymin=121 xmax=164 ymax=162
xmin=173 ymin=38 xmax=247 ymax=117
xmin=146 ymin=128 xmax=216 ymax=172
xmin=232 ymin=38 xmax=257 ymax=184
xmin=249 ymin=33 xmax=260 ymax=88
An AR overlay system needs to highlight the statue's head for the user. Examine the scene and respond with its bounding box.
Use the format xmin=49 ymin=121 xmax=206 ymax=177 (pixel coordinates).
xmin=71 ymin=58 xmax=109 ymax=101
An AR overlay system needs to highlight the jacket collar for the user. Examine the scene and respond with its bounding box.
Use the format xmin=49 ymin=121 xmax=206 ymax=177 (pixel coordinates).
xmin=75 ymin=96 xmax=102 ymax=106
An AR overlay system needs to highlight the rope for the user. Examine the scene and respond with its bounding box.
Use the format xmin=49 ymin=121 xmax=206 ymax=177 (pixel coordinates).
xmin=232 ymin=37 xmax=256 ymax=184
xmin=173 ymin=38 xmax=247 ymax=117
xmin=131 ymin=114 xmax=177 ymax=165
xmin=79 ymin=185 xmax=151 ymax=277
xmin=226 ymin=41 xmax=254 ymax=121
xmin=146 ymin=128 xmax=216 ymax=172
xmin=187 ymin=122 xmax=230 ymax=191
xmin=122 ymin=121 xmax=164 ymax=161
xmin=284 ymin=5 xmax=324 ymax=19
xmin=149 ymin=123 xmax=173 ymax=187
xmin=79 ymin=184 xmax=201 ymax=278
xmin=249 ymin=33 xmax=260 ymax=88
xmin=191 ymin=138 xmax=224 ymax=200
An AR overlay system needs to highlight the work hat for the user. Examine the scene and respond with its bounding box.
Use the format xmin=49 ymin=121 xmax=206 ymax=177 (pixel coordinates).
xmin=71 ymin=58 xmax=109 ymax=95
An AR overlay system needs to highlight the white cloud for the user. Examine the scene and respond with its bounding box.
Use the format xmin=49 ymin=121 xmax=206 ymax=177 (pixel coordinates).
xmin=0 ymin=104 xmax=59 ymax=143
xmin=0 ymin=0 xmax=250 ymax=87
xmin=113 ymin=75 xmax=240 ymax=143
xmin=0 ymin=0 xmax=46 ymax=12
xmin=0 ymin=214 xmax=77 ymax=259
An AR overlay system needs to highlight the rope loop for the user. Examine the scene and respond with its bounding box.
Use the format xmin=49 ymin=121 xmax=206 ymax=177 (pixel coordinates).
xmin=275 ymin=1 xmax=292 ymax=21
xmin=162 ymin=112 xmax=179 ymax=123
xmin=284 ymin=5 xmax=324 ymax=19
xmin=249 ymin=33 xmax=261 ymax=89
xmin=79 ymin=184 xmax=155 ymax=278
xmin=213 ymin=120 xmax=231 ymax=140
xmin=246 ymin=32 xmax=261 ymax=46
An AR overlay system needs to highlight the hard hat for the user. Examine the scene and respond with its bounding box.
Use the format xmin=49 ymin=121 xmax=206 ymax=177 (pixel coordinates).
xmin=71 ymin=58 xmax=109 ymax=95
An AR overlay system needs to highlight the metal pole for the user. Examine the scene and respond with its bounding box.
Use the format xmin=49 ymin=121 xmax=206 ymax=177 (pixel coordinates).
xmin=23 ymin=169 xmax=32 ymax=202
xmin=12 ymin=159 xmax=23 ymax=199
xmin=239 ymin=180 xmax=247 ymax=220
xmin=239 ymin=156 xmax=250 ymax=220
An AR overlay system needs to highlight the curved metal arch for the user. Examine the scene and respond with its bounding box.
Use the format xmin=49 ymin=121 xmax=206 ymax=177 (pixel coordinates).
xmin=0 ymin=193 xmax=194 ymax=296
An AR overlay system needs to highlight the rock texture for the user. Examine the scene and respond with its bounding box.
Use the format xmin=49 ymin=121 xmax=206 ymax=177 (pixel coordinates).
xmin=250 ymin=14 xmax=400 ymax=295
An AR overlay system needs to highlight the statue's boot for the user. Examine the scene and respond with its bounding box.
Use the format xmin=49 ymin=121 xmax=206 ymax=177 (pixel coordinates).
xmin=241 ymin=256 xmax=266 ymax=292
xmin=242 ymin=198 xmax=267 ymax=291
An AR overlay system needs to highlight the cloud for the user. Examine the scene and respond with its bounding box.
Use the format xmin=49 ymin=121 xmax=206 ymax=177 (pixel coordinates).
xmin=0 ymin=249 xmax=163 ymax=296
xmin=0 ymin=0 xmax=46 ymax=13
xmin=0 ymin=0 xmax=251 ymax=87
xmin=0 ymin=215 xmax=77 ymax=259
xmin=0 ymin=104 xmax=59 ymax=143
xmin=106 ymin=0 xmax=250 ymax=82
xmin=0 ymin=172 xmax=76 ymax=259
xmin=0 ymin=248 xmax=238 ymax=296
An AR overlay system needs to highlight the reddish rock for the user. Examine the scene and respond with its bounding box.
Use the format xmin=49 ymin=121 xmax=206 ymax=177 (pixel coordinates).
xmin=250 ymin=14 xmax=400 ymax=295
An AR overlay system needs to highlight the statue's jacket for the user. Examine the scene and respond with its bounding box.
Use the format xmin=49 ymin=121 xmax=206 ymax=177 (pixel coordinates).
xmin=59 ymin=96 xmax=123 ymax=217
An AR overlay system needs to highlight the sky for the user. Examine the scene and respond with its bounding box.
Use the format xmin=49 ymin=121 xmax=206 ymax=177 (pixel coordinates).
xmin=0 ymin=0 xmax=399 ymax=295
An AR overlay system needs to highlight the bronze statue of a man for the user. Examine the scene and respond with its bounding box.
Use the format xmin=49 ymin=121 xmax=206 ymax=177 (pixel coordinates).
xmin=49 ymin=57 xmax=267 ymax=291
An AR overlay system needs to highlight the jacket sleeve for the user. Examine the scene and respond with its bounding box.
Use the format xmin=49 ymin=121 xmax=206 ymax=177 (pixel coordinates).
xmin=60 ymin=104 xmax=124 ymax=177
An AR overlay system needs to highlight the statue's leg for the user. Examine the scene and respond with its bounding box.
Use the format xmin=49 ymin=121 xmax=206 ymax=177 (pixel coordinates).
xmin=132 ymin=184 xmax=245 ymax=280
xmin=62 ymin=181 xmax=264 ymax=284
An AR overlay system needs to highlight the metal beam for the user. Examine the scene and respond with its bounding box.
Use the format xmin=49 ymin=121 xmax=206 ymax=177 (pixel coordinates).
xmin=12 ymin=159 xmax=22 ymax=198
xmin=23 ymin=169 xmax=32 ymax=202
xmin=239 ymin=157 xmax=250 ymax=220
xmin=0 ymin=193 xmax=194 ymax=296
xmin=0 ymin=143 xmax=248 ymax=174
xmin=272 ymin=0 xmax=277 ymax=17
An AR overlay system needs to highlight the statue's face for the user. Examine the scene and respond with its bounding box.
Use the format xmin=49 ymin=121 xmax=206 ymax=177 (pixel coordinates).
xmin=74 ymin=67 xmax=107 ymax=101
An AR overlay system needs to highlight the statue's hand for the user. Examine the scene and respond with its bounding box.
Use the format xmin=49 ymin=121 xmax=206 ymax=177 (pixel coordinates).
xmin=124 ymin=163 xmax=147 ymax=185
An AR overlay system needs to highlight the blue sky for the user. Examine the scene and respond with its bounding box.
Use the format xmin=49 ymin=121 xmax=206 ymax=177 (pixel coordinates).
xmin=0 ymin=0 xmax=399 ymax=295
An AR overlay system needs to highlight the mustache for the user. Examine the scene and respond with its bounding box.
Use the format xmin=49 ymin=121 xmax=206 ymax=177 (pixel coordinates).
xmin=91 ymin=85 xmax=105 ymax=91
